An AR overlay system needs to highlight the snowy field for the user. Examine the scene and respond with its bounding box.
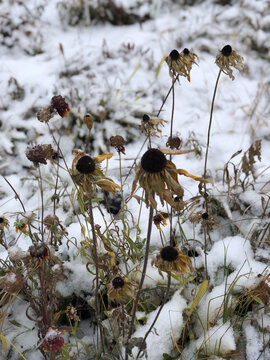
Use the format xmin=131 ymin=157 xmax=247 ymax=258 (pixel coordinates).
xmin=0 ymin=0 xmax=269 ymax=359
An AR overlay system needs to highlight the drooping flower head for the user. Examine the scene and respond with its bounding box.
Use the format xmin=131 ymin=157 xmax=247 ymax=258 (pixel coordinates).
xmin=153 ymin=213 xmax=167 ymax=231
xmin=130 ymin=148 xmax=210 ymax=209
xmin=107 ymin=276 xmax=132 ymax=302
xmin=51 ymin=95 xmax=71 ymax=117
xmin=71 ymin=150 xmax=120 ymax=197
xmin=140 ymin=114 xmax=168 ymax=138
xmin=215 ymin=44 xmax=245 ymax=80
xmin=165 ymin=48 xmax=198 ymax=82
xmin=110 ymin=135 xmax=126 ymax=154
xmin=152 ymin=246 xmax=192 ymax=278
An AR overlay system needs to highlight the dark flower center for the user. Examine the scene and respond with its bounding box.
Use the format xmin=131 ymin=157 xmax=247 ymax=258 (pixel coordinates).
xmin=141 ymin=149 xmax=167 ymax=173
xmin=154 ymin=214 xmax=163 ymax=225
xmin=221 ymin=45 xmax=232 ymax=56
xmin=183 ymin=48 xmax=190 ymax=55
xmin=76 ymin=155 xmax=95 ymax=174
xmin=143 ymin=114 xmax=150 ymax=122
xmin=0 ymin=217 xmax=4 ymax=223
xmin=160 ymin=246 xmax=178 ymax=262
xmin=112 ymin=276 xmax=125 ymax=289
xmin=201 ymin=212 xmax=208 ymax=220
xmin=169 ymin=49 xmax=180 ymax=61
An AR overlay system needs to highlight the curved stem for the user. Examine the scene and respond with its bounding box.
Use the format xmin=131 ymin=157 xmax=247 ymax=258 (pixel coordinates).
xmin=136 ymin=275 xmax=171 ymax=359
xmin=125 ymin=206 xmax=154 ymax=360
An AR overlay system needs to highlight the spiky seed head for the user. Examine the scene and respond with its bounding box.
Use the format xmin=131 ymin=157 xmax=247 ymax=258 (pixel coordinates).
xmin=112 ymin=276 xmax=125 ymax=289
xmin=221 ymin=45 xmax=232 ymax=56
xmin=141 ymin=149 xmax=167 ymax=173
xmin=76 ymin=155 xmax=95 ymax=174
xmin=160 ymin=246 xmax=178 ymax=262
xmin=169 ymin=49 xmax=180 ymax=60
xmin=183 ymin=48 xmax=190 ymax=55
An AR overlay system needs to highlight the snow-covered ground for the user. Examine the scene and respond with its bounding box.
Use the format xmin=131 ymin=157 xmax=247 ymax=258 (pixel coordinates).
xmin=0 ymin=0 xmax=269 ymax=359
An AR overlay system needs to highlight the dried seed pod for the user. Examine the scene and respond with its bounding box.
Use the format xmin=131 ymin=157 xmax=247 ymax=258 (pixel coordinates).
xmin=51 ymin=95 xmax=71 ymax=117
xmin=37 ymin=106 xmax=53 ymax=123
xmin=166 ymin=136 xmax=182 ymax=149
xmin=26 ymin=144 xmax=56 ymax=166
xmin=110 ymin=135 xmax=126 ymax=154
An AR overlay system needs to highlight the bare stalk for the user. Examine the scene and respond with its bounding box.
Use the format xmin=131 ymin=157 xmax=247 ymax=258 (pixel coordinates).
xmin=125 ymin=205 xmax=154 ymax=360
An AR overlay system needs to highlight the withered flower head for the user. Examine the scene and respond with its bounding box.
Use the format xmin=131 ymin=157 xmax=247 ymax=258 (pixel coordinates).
xmin=71 ymin=150 xmax=120 ymax=197
xmin=107 ymin=276 xmax=132 ymax=302
xmin=152 ymin=246 xmax=192 ymax=278
xmin=66 ymin=306 xmax=80 ymax=322
xmin=131 ymin=148 xmax=210 ymax=209
xmin=110 ymin=135 xmax=126 ymax=155
xmin=153 ymin=213 xmax=167 ymax=231
xmin=215 ymin=44 xmax=245 ymax=80
xmin=0 ymin=216 xmax=9 ymax=231
xmin=37 ymin=106 xmax=53 ymax=123
xmin=0 ymin=272 xmax=23 ymax=294
xmin=165 ymin=48 xmax=198 ymax=82
xmin=43 ymin=327 xmax=65 ymax=352
xmin=140 ymin=114 xmax=167 ymax=138
xmin=29 ymin=243 xmax=49 ymax=260
xmin=26 ymin=144 xmax=55 ymax=166
xmin=51 ymin=95 xmax=71 ymax=117
xmin=166 ymin=136 xmax=182 ymax=150
xmin=44 ymin=215 xmax=59 ymax=228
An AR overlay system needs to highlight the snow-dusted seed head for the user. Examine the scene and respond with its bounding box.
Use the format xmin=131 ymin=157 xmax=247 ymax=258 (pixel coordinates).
xmin=112 ymin=276 xmax=125 ymax=289
xmin=141 ymin=149 xmax=167 ymax=173
xmin=169 ymin=49 xmax=180 ymax=61
xmin=160 ymin=246 xmax=179 ymax=262
xmin=76 ymin=155 xmax=96 ymax=174
xmin=221 ymin=44 xmax=232 ymax=56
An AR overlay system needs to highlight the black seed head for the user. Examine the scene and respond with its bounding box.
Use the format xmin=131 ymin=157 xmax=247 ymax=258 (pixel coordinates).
xmin=0 ymin=217 xmax=4 ymax=223
xmin=112 ymin=276 xmax=125 ymax=289
xmin=76 ymin=155 xmax=95 ymax=174
xmin=221 ymin=45 xmax=232 ymax=57
xmin=169 ymin=49 xmax=180 ymax=61
xmin=183 ymin=48 xmax=190 ymax=55
xmin=201 ymin=212 xmax=208 ymax=220
xmin=174 ymin=196 xmax=183 ymax=202
xmin=160 ymin=246 xmax=178 ymax=262
xmin=143 ymin=114 xmax=150 ymax=122
xmin=141 ymin=149 xmax=167 ymax=173
xmin=154 ymin=214 xmax=163 ymax=226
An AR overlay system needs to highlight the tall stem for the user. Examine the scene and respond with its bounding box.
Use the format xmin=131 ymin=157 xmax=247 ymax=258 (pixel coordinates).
xmin=169 ymin=81 xmax=175 ymax=246
xmin=125 ymin=206 xmax=154 ymax=360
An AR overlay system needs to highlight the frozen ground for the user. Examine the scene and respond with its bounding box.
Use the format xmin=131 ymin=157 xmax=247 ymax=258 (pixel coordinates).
xmin=0 ymin=0 xmax=269 ymax=359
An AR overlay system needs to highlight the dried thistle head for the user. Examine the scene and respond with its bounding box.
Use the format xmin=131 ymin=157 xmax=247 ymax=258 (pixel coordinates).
xmin=152 ymin=246 xmax=192 ymax=278
xmin=165 ymin=48 xmax=198 ymax=82
xmin=140 ymin=114 xmax=167 ymax=138
xmin=110 ymin=135 xmax=126 ymax=154
xmin=51 ymin=95 xmax=71 ymax=117
xmin=71 ymin=150 xmax=120 ymax=196
xmin=26 ymin=144 xmax=56 ymax=166
xmin=215 ymin=44 xmax=246 ymax=80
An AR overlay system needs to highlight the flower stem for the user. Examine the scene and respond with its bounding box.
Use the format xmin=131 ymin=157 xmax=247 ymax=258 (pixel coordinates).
xmin=136 ymin=275 xmax=171 ymax=359
xmin=125 ymin=206 xmax=154 ymax=360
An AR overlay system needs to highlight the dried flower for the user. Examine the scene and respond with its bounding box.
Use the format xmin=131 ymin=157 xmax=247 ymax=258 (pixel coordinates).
xmin=26 ymin=144 xmax=56 ymax=166
xmin=71 ymin=150 xmax=120 ymax=197
xmin=110 ymin=135 xmax=126 ymax=154
xmin=37 ymin=106 xmax=53 ymax=123
xmin=166 ymin=136 xmax=182 ymax=150
xmin=43 ymin=327 xmax=65 ymax=352
xmin=0 ymin=216 xmax=9 ymax=230
xmin=29 ymin=243 xmax=49 ymax=260
xmin=107 ymin=276 xmax=132 ymax=302
xmin=0 ymin=272 xmax=23 ymax=294
xmin=152 ymin=246 xmax=192 ymax=278
xmin=15 ymin=220 xmax=27 ymax=233
xmin=165 ymin=48 xmax=198 ymax=82
xmin=215 ymin=44 xmax=245 ymax=80
xmin=130 ymin=148 xmax=210 ymax=209
xmin=153 ymin=213 xmax=167 ymax=230
xmin=66 ymin=306 xmax=80 ymax=322
xmin=51 ymin=95 xmax=71 ymax=117
xmin=140 ymin=114 xmax=167 ymax=138
xmin=84 ymin=113 xmax=94 ymax=130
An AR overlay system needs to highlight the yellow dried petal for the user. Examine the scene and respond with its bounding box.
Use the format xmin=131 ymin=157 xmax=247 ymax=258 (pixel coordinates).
xmin=95 ymin=153 xmax=113 ymax=163
xmin=177 ymin=169 xmax=212 ymax=184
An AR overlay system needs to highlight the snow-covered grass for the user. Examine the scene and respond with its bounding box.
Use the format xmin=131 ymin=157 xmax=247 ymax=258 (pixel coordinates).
xmin=0 ymin=0 xmax=269 ymax=359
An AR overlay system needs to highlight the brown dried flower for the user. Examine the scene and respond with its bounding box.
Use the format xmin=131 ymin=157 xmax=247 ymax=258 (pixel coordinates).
xmin=0 ymin=216 xmax=10 ymax=231
xmin=29 ymin=243 xmax=49 ymax=260
xmin=153 ymin=213 xmax=167 ymax=230
xmin=166 ymin=136 xmax=182 ymax=150
xmin=26 ymin=144 xmax=56 ymax=166
xmin=140 ymin=114 xmax=167 ymax=138
xmin=215 ymin=45 xmax=245 ymax=80
xmin=165 ymin=48 xmax=198 ymax=82
xmin=110 ymin=135 xmax=126 ymax=154
xmin=107 ymin=276 xmax=132 ymax=302
xmin=51 ymin=95 xmax=71 ymax=117
xmin=0 ymin=272 xmax=23 ymax=294
xmin=37 ymin=106 xmax=53 ymax=123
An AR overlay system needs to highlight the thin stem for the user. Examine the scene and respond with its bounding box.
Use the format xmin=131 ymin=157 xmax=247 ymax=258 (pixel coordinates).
xmin=88 ymin=198 xmax=105 ymax=354
xmin=37 ymin=165 xmax=44 ymax=242
xmin=169 ymin=81 xmax=176 ymax=246
xmin=125 ymin=206 xmax=154 ymax=360
xmin=136 ymin=275 xmax=171 ymax=359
